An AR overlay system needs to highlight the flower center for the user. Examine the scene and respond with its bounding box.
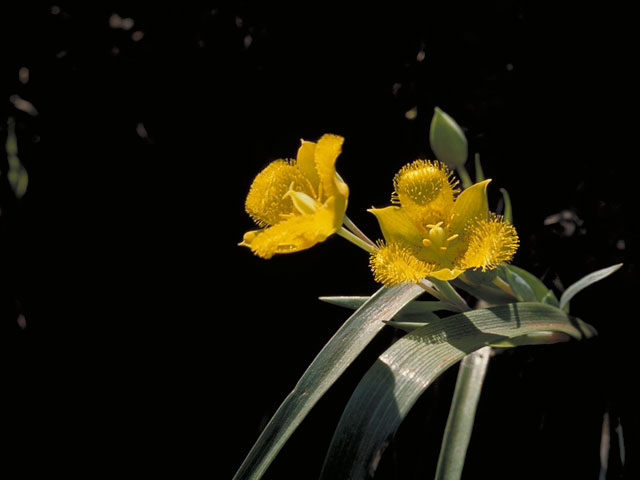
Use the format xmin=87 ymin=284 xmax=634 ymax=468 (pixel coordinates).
xmin=284 ymin=182 xmax=322 ymax=216
xmin=421 ymin=222 xmax=459 ymax=252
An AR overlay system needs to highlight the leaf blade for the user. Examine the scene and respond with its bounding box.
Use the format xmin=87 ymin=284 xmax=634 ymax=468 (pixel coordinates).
xmin=559 ymin=263 xmax=623 ymax=310
xmin=320 ymin=303 xmax=596 ymax=479
xmin=233 ymin=283 xmax=424 ymax=480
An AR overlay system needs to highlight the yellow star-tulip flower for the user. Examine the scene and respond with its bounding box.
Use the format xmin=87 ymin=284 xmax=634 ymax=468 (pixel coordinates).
xmin=369 ymin=160 xmax=518 ymax=284
xmin=240 ymin=134 xmax=349 ymax=258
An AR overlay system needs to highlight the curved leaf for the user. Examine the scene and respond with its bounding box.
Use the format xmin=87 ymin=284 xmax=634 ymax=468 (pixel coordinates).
xmin=319 ymin=303 xmax=596 ymax=479
xmin=453 ymin=276 xmax=514 ymax=305
xmin=560 ymin=263 xmax=623 ymax=310
xmin=499 ymin=265 xmax=559 ymax=306
xmin=501 ymin=266 xmax=537 ymax=302
xmin=233 ymin=283 xmax=424 ymax=480
xmin=435 ymin=347 xmax=490 ymax=480
xmin=320 ymin=296 xmax=446 ymax=313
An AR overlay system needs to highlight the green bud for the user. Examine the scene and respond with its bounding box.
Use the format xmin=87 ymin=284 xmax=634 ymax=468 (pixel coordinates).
xmin=429 ymin=107 xmax=468 ymax=169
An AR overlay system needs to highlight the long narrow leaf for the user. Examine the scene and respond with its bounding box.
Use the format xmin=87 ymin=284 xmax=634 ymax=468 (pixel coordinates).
xmin=435 ymin=347 xmax=491 ymax=480
xmin=320 ymin=296 xmax=447 ymax=313
xmin=320 ymin=303 xmax=596 ymax=479
xmin=233 ymin=283 xmax=424 ymax=480
xmin=499 ymin=265 xmax=559 ymax=306
xmin=560 ymin=263 xmax=623 ymax=310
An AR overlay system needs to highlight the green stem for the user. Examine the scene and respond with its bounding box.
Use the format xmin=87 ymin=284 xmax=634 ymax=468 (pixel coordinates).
xmin=492 ymin=276 xmax=517 ymax=299
xmin=435 ymin=346 xmax=491 ymax=480
xmin=418 ymin=279 xmax=445 ymax=302
xmin=343 ymin=215 xmax=377 ymax=248
xmin=337 ymin=227 xmax=377 ymax=254
xmin=430 ymin=279 xmax=470 ymax=312
xmin=456 ymin=165 xmax=473 ymax=189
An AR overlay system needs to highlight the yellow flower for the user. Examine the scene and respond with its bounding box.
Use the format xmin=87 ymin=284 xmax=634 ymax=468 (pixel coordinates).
xmin=369 ymin=160 xmax=518 ymax=284
xmin=240 ymin=134 xmax=349 ymax=258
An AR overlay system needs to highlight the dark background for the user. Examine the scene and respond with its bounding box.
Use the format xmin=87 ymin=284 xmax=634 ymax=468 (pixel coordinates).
xmin=2 ymin=2 xmax=637 ymax=479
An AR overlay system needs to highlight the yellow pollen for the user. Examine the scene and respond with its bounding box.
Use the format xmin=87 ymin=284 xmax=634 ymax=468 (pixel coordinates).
xmin=421 ymin=222 xmax=459 ymax=259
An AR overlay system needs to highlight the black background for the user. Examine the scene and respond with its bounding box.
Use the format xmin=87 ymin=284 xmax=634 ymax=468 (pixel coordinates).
xmin=2 ymin=2 xmax=638 ymax=479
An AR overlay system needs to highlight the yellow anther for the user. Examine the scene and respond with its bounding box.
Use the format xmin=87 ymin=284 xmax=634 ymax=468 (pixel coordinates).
xmin=446 ymin=234 xmax=459 ymax=243
xmin=425 ymin=221 xmax=444 ymax=229
xmin=422 ymin=238 xmax=432 ymax=247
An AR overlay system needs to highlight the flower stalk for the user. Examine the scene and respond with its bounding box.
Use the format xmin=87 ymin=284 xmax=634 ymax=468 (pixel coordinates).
xmin=337 ymin=226 xmax=377 ymax=254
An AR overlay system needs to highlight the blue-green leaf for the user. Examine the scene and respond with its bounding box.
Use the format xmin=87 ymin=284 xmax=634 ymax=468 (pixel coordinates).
xmin=233 ymin=284 xmax=424 ymax=480
xmin=474 ymin=153 xmax=485 ymax=182
xmin=502 ymin=266 xmax=537 ymax=302
xmin=499 ymin=188 xmax=513 ymax=224
xmin=559 ymin=263 xmax=623 ymax=310
xmin=498 ymin=265 xmax=559 ymax=306
xmin=453 ymin=276 xmax=514 ymax=305
xmin=319 ymin=303 xmax=596 ymax=479
xmin=5 ymin=117 xmax=28 ymax=198
xmin=320 ymin=296 xmax=449 ymax=314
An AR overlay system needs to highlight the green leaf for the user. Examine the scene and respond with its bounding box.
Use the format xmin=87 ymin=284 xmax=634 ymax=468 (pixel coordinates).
xmin=490 ymin=331 xmax=573 ymax=348
xmin=499 ymin=187 xmax=513 ymax=224
xmin=320 ymin=296 xmax=449 ymax=314
xmin=383 ymin=319 xmax=429 ymax=332
xmin=429 ymin=107 xmax=468 ymax=169
xmin=435 ymin=347 xmax=490 ymax=480
xmin=474 ymin=153 xmax=485 ymax=182
xmin=559 ymin=263 xmax=623 ymax=310
xmin=233 ymin=284 xmax=424 ymax=480
xmin=319 ymin=303 xmax=596 ymax=479
xmin=498 ymin=265 xmax=559 ymax=306
xmin=453 ymin=276 xmax=514 ymax=305
xmin=461 ymin=268 xmax=499 ymax=286
xmin=502 ymin=266 xmax=537 ymax=302
xmin=5 ymin=117 xmax=29 ymax=198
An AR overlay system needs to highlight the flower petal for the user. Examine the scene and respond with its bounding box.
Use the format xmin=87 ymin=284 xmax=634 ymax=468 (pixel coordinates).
xmin=296 ymin=139 xmax=320 ymax=190
xmin=459 ymin=214 xmax=519 ymax=271
xmin=314 ymin=134 xmax=344 ymax=198
xmin=370 ymin=242 xmax=434 ymax=285
xmin=240 ymin=208 xmax=336 ymax=259
xmin=448 ymin=179 xmax=491 ymax=234
xmin=428 ymin=267 xmax=465 ymax=281
xmin=392 ymin=160 xmax=458 ymax=226
xmin=245 ymin=160 xmax=310 ymax=227
xmin=368 ymin=206 xmax=424 ymax=248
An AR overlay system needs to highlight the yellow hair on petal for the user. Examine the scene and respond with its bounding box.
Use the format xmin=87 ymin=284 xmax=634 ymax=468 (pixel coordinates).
xmin=370 ymin=242 xmax=434 ymax=285
xmin=245 ymin=160 xmax=313 ymax=227
xmin=459 ymin=214 xmax=519 ymax=271
xmin=392 ymin=160 xmax=459 ymax=226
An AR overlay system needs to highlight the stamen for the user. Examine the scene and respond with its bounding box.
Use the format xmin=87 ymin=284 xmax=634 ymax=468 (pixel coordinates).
xmin=447 ymin=234 xmax=459 ymax=243
xmin=422 ymin=239 xmax=432 ymax=247
xmin=426 ymin=221 xmax=444 ymax=229
xmin=283 ymin=182 xmax=321 ymax=216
